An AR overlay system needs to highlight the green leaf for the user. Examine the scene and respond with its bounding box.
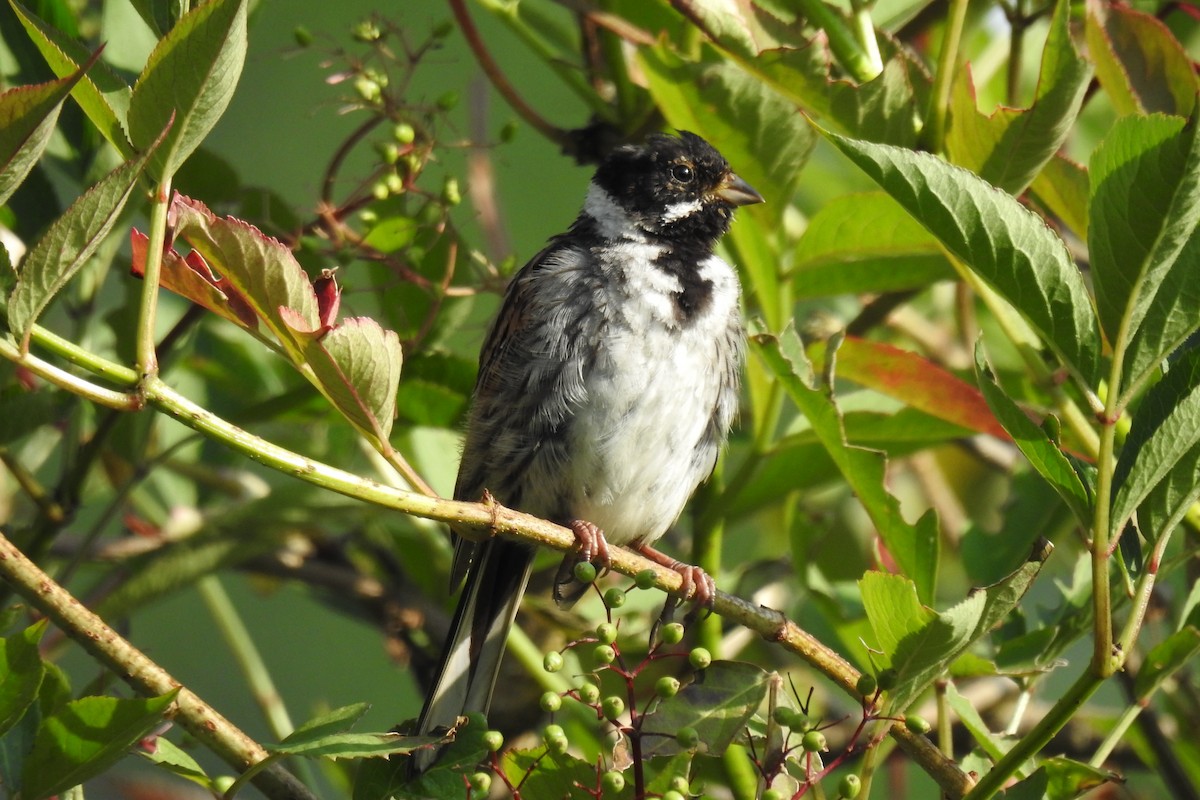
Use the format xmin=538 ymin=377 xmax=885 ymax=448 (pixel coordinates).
xmin=267 ymin=731 xmax=416 ymax=759
xmin=962 ymin=469 xmax=1072 ymax=585
xmin=0 ymin=50 xmax=95 ymax=206
xmin=1088 ymin=114 xmax=1200 ymax=402
xmin=640 ymin=46 xmax=815 ymax=214
xmin=639 ymin=661 xmax=769 ymax=757
xmin=358 ymin=712 xmax=485 ymax=800
xmin=10 ymin=1 xmax=133 ymax=156
xmin=942 ymin=682 xmax=1010 ymax=763
xmin=878 ymin=547 xmax=1049 ymax=713
xmin=753 ymin=325 xmax=941 ymax=602
xmin=502 ymin=747 xmax=604 ymax=800
xmin=0 ymin=620 xmax=47 ymax=737
xmin=1085 ymin=0 xmax=1197 ymax=117
xmin=128 ymin=0 xmax=182 ymax=36
xmin=289 ymin=317 xmax=404 ymax=446
xmin=127 ymin=0 xmax=247 ymax=179
xmin=138 ymin=736 xmax=210 ymax=787
xmin=1031 ymin=154 xmax=1089 ymax=240
xmin=1134 ymin=626 xmax=1200 ymax=700
xmin=8 ymin=129 xmax=164 ymax=346
xmin=279 ymin=702 xmax=369 ymax=745
xmin=974 ymin=344 xmax=1090 ymax=525
xmin=668 ymin=0 xmax=757 ymax=58
xmin=21 ymin=691 xmax=178 ymax=799
xmin=1111 ymin=347 xmax=1200 ymax=538
xmin=859 ymin=571 xmax=935 ymax=664
xmin=790 ymin=192 xmax=954 ymax=297
xmin=945 ymin=0 xmax=1091 ymax=196
xmin=756 ymin=47 xmax=925 ymax=146
xmin=820 ymin=127 xmax=1102 ymax=386
xmin=1004 ymin=756 xmax=1114 ymax=799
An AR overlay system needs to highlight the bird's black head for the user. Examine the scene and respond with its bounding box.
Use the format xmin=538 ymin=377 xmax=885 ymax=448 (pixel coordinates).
xmin=590 ymin=131 xmax=763 ymax=245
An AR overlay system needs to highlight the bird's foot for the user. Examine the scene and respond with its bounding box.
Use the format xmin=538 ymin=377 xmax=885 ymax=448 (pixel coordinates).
xmin=569 ymin=519 xmax=612 ymax=576
xmin=635 ymin=544 xmax=716 ymax=607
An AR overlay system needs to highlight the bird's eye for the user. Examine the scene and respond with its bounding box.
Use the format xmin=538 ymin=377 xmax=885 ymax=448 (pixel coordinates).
xmin=671 ymin=163 xmax=694 ymax=183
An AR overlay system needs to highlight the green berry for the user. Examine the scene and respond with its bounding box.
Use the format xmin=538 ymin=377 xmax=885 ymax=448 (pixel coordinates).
xmin=354 ymin=76 xmax=380 ymax=103
xmin=762 ymin=790 xmax=784 ymax=800
xmin=543 ymin=651 xmax=564 ymax=673
xmin=293 ymin=26 xmax=313 ymax=47
xmin=393 ymin=122 xmax=416 ymax=144
xmin=661 ymin=622 xmax=685 ymax=644
xmin=593 ymin=644 xmax=616 ymax=665
xmin=469 ymin=772 xmax=492 ymax=794
xmin=499 ymin=120 xmax=519 ymax=143
xmin=771 ymin=706 xmax=792 ymax=727
xmin=877 ymin=668 xmax=898 ymax=690
xmin=385 ymin=172 xmax=404 ymax=195
xmin=371 ymin=181 xmax=390 ymax=201
xmin=358 ymin=209 xmax=378 ymax=226
xmin=543 ymin=724 xmax=568 ymax=754
xmin=601 ymin=695 xmax=625 ymax=720
xmin=437 ymin=90 xmax=460 ymax=110
xmin=573 ymin=561 xmax=598 ymax=584
xmin=676 ymin=726 xmax=700 ymax=749
xmin=601 ymin=770 xmax=625 ymax=792
xmin=656 ymin=676 xmax=680 ymax=698
xmin=539 ymin=691 xmax=562 ymax=712
xmin=669 ymin=775 xmax=690 ymax=793
xmin=905 ymin=714 xmax=931 ymax=734
xmin=603 ymin=587 xmax=626 ymax=608
xmin=688 ymin=647 xmax=712 ymax=669
xmin=577 ymin=681 xmax=600 ymax=704
xmin=482 ymin=730 xmax=504 ymax=752
xmin=213 ymin=777 xmax=236 ymax=794
xmin=856 ymin=674 xmax=877 ymax=697
xmin=352 ymin=19 xmax=381 ymax=42
xmin=801 ymin=730 xmax=827 ymax=752
xmin=377 ymin=142 xmax=400 ymax=164
xmin=432 ymin=20 xmax=455 ymax=38
xmin=662 ymin=792 xmax=685 ymax=800
xmin=596 ymin=622 xmax=618 ymax=644
xmin=838 ymin=773 xmax=862 ymax=798
xmin=442 ymin=176 xmax=461 ymax=206
xmin=634 ymin=568 xmax=657 ymax=590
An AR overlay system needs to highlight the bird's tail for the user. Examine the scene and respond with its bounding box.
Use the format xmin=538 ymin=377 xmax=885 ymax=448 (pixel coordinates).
xmin=412 ymin=538 xmax=535 ymax=770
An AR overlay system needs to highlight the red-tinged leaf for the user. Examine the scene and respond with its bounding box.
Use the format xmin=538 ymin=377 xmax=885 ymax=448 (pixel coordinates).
xmin=130 ymin=229 xmax=257 ymax=330
xmin=946 ymin=0 xmax=1091 ymax=196
xmin=0 ymin=48 xmax=99 ymax=206
xmin=168 ymin=193 xmax=320 ymax=359
xmin=813 ymin=336 xmax=1009 ymax=441
xmin=1086 ymin=0 xmax=1197 ymax=117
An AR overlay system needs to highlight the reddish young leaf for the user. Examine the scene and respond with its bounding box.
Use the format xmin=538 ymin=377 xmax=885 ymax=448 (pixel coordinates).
xmin=130 ymin=229 xmax=257 ymax=330
xmin=815 ymin=337 xmax=1009 ymax=441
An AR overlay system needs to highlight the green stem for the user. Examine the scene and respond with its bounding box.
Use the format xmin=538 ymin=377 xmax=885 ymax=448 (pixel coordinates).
xmin=723 ymin=743 xmax=758 ymax=800
xmin=964 ymin=669 xmax=1102 ymax=799
xmin=137 ymin=178 xmax=173 ymax=379
xmin=0 ymin=336 xmax=140 ymax=410
xmin=936 ymin=680 xmax=953 ymax=758
xmin=787 ymin=0 xmax=880 ymax=81
xmin=1090 ymin=702 xmax=1141 ymax=767
xmin=1091 ymin=419 xmax=1117 ymax=674
xmin=923 ymin=0 xmax=970 ymax=153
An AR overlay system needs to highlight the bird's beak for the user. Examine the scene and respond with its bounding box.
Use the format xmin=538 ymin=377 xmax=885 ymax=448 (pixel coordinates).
xmin=715 ymin=173 xmax=764 ymax=207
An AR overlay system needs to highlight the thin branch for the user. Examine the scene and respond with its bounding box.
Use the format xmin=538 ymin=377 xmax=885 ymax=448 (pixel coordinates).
xmin=0 ymin=532 xmax=317 ymax=800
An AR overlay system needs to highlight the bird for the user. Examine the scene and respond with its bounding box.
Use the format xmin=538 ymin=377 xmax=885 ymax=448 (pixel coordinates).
xmin=413 ymin=131 xmax=763 ymax=761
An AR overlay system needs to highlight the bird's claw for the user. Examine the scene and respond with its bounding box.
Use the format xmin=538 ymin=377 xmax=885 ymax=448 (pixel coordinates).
xmin=570 ymin=519 xmax=611 ymax=576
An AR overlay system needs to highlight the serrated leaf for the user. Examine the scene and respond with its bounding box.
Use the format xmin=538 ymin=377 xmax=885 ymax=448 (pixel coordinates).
xmin=358 ymin=712 xmax=485 ymax=800
xmin=974 ymin=344 xmax=1090 ymax=525
xmin=1111 ymin=347 xmax=1200 ymax=538
xmin=879 ymin=549 xmax=1048 ymax=713
xmin=943 ymin=682 xmax=1009 ymax=762
xmin=0 ymin=621 xmax=47 ymax=737
xmin=127 ymin=0 xmax=247 ymax=179
xmin=267 ymin=731 xmax=414 ymax=759
xmin=791 ymin=192 xmax=954 ymax=296
xmin=1134 ymin=626 xmax=1200 ymax=700
xmin=640 ymin=46 xmax=815 ymax=214
xmin=8 ymin=127 xmax=164 ymax=346
xmin=639 ymin=661 xmax=769 ymax=757
xmin=670 ymin=0 xmax=757 ymax=57
xmin=21 ymin=691 xmax=178 ymax=799
xmin=128 ymin=0 xmax=183 ymax=36
xmin=278 ymin=702 xmax=369 ymax=747
xmin=819 ymin=336 xmax=1008 ymax=439
xmin=753 ymin=325 xmax=940 ymax=602
xmin=820 ymin=127 xmax=1102 ymax=386
xmin=10 ymin=1 xmax=133 ymax=156
xmin=945 ymin=0 xmax=1091 ymax=196
xmin=292 ymin=317 xmax=403 ymax=445
xmin=1085 ymin=0 xmax=1197 ymax=117
xmin=1088 ymin=114 xmax=1200 ymax=402
xmin=0 ymin=50 xmax=95 ymax=206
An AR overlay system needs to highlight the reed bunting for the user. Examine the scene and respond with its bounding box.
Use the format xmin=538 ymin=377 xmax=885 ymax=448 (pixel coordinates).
xmin=415 ymin=131 xmax=762 ymax=754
